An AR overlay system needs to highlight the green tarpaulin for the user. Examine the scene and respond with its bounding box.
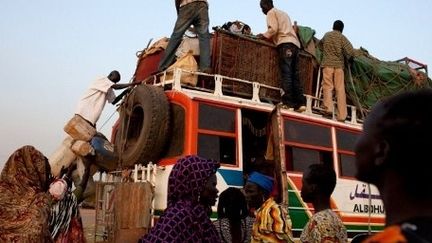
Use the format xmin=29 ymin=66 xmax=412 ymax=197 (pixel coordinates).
xmin=297 ymin=27 xmax=431 ymax=114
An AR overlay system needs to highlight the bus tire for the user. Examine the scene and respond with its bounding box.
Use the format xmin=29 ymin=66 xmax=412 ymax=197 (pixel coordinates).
xmin=115 ymin=84 xmax=170 ymax=167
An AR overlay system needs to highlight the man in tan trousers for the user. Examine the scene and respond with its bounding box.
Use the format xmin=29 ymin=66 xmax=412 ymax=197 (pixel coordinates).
xmin=319 ymin=20 xmax=357 ymax=121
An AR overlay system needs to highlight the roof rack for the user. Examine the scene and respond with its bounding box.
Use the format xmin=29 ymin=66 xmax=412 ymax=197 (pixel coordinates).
xmin=142 ymin=68 xmax=364 ymax=126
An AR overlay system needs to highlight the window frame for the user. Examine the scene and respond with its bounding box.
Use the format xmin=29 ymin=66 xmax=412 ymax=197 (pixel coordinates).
xmin=197 ymin=102 xmax=238 ymax=167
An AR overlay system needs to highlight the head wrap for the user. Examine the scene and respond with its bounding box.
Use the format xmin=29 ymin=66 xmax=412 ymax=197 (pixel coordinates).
xmin=248 ymin=171 xmax=274 ymax=194
xmin=0 ymin=146 xmax=52 ymax=242
xmin=140 ymin=155 xmax=221 ymax=243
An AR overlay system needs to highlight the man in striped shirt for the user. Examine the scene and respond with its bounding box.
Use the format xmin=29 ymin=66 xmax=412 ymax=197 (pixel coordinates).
xmin=319 ymin=20 xmax=357 ymax=122
xmin=158 ymin=0 xmax=211 ymax=73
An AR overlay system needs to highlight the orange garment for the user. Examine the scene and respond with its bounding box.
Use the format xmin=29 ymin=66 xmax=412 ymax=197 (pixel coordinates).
xmin=362 ymin=225 xmax=407 ymax=243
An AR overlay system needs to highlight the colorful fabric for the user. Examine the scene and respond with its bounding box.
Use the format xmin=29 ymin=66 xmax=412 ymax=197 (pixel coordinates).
xmin=363 ymin=218 xmax=432 ymax=243
xmin=300 ymin=209 xmax=347 ymax=243
xmin=0 ymin=146 xmax=53 ymax=243
xmin=49 ymin=176 xmax=85 ymax=243
xmin=252 ymin=197 xmax=294 ymax=243
xmin=213 ymin=216 xmax=254 ymax=243
xmin=140 ymin=155 xmax=220 ymax=242
xmin=319 ymin=30 xmax=356 ymax=69
xmin=75 ymin=76 xmax=115 ymax=125
xmin=248 ymin=172 xmax=274 ymax=194
xmin=263 ymin=8 xmax=300 ymax=48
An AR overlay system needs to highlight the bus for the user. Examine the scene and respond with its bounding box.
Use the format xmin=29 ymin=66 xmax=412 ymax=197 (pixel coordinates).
xmin=111 ymin=67 xmax=385 ymax=240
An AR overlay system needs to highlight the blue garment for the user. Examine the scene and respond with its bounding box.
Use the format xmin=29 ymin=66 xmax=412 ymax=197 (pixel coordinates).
xmin=278 ymin=43 xmax=306 ymax=108
xmin=158 ymin=1 xmax=211 ymax=71
xmin=247 ymin=172 xmax=274 ymax=194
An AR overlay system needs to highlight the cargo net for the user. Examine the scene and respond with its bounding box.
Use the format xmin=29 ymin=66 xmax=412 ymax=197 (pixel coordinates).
xmin=347 ymin=50 xmax=432 ymax=112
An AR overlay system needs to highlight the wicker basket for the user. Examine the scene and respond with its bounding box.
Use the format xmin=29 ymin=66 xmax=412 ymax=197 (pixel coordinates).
xmin=212 ymin=30 xmax=281 ymax=100
xmin=212 ymin=30 xmax=317 ymax=100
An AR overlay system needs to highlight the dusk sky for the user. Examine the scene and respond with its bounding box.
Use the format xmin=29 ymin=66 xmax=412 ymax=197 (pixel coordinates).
xmin=1 ymin=0 xmax=431 ymax=168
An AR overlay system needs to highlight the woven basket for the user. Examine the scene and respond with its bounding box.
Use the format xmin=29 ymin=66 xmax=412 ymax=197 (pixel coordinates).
xmin=212 ymin=30 xmax=317 ymax=101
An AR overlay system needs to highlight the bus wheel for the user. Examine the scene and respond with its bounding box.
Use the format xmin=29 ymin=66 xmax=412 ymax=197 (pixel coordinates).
xmin=115 ymin=84 xmax=170 ymax=167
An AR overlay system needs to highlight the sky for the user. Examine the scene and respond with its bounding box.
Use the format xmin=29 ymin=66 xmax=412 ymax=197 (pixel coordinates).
xmin=1 ymin=0 xmax=431 ymax=169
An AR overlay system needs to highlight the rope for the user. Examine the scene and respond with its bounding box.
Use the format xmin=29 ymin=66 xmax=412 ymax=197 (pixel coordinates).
xmin=99 ymin=110 xmax=117 ymax=130
xmin=347 ymin=65 xmax=366 ymax=119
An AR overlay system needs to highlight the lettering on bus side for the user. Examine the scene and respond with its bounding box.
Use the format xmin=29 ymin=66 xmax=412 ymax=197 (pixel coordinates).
xmin=353 ymin=204 xmax=385 ymax=214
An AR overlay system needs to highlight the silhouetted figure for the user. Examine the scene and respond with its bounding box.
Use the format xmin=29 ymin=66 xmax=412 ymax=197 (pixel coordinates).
xmin=355 ymin=89 xmax=432 ymax=242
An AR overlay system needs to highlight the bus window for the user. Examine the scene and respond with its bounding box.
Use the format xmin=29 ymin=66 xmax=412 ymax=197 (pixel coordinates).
xmin=199 ymin=103 xmax=235 ymax=132
xmin=164 ymin=104 xmax=185 ymax=157
xmin=284 ymin=119 xmax=331 ymax=147
xmin=339 ymin=153 xmax=356 ymax=177
xmin=198 ymin=103 xmax=237 ymax=165
xmin=336 ymin=129 xmax=359 ymax=178
xmin=336 ymin=129 xmax=359 ymax=152
xmin=198 ymin=134 xmax=236 ymax=164
xmin=286 ymin=146 xmax=333 ymax=172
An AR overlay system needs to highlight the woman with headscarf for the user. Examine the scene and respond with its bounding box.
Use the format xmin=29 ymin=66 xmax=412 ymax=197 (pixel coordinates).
xmin=0 ymin=145 xmax=53 ymax=242
xmin=139 ymin=155 xmax=221 ymax=243
xmin=213 ymin=187 xmax=254 ymax=243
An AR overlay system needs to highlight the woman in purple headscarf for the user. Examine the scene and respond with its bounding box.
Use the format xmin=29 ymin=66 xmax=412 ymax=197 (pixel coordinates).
xmin=139 ymin=155 xmax=221 ymax=243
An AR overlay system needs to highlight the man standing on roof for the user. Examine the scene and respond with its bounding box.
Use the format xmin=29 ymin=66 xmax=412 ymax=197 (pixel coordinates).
xmin=158 ymin=0 xmax=211 ymax=73
xmin=319 ymin=20 xmax=358 ymax=122
xmin=257 ymin=0 xmax=306 ymax=112
xmin=75 ymin=70 xmax=136 ymax=127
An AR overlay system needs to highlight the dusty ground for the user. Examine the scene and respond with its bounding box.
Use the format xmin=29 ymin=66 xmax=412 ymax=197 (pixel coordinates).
xmin=81 ymin=208 xmax=96 ymax=243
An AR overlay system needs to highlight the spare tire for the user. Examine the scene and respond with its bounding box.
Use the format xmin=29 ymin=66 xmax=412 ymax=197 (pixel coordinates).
xmin=115 ymin=84 xmax=170 ymax=167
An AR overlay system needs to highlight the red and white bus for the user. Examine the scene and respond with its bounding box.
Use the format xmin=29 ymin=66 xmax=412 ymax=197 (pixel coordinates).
xmin=112 ymin=68 xmax=385 ymax=239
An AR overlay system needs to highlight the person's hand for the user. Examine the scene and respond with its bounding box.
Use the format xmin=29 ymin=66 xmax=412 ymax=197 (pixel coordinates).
xmin=256 ymin=34 xmax=271 ymax=43
xmin=133 ymin=80 xmax=142 ymax=85
xmin=66 ymin=163 xmax=77 ymax=178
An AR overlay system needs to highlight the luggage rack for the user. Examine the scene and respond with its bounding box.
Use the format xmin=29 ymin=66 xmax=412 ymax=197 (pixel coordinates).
xmin=140 ymin=68 xmax=364 ymax=125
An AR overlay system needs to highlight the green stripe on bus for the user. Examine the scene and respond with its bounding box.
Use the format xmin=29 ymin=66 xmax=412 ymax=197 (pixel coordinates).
xmin=287 ymin=184 xmax=310 ymax=228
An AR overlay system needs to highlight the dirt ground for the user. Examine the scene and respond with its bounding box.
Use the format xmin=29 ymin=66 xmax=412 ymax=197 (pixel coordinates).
xmin=81 ymin=208 xmax=96 ymax=243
